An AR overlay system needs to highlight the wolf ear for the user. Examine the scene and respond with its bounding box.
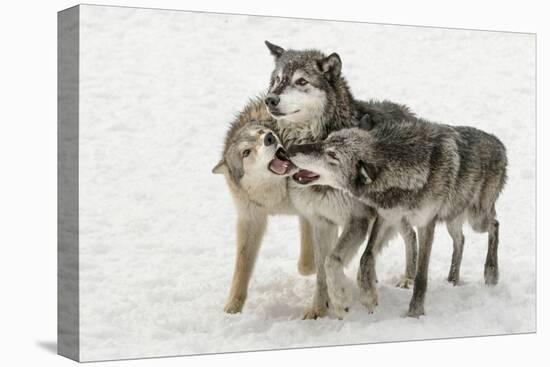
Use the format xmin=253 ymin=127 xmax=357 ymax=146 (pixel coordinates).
xmin=318 ymin=53 xmax=342 ymax=81
xmin=265 ymin=40 xmax=285 ymax=59
xmin=356 ymin=160 xmax=379 ymax=187
xmin=212 ymin=159 xmax=227 ymax=174
xmin=359 ymin=114 xmax=375 ymax=131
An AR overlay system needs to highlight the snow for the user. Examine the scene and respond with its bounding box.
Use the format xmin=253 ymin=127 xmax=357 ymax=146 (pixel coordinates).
xmin=76 ymin=5 xmax=536 ymax=362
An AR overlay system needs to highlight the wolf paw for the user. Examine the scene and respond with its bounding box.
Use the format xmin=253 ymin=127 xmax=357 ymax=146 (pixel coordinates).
xmin=224 ymin=297 xmax=245 ymax=314
xmin=447 ymin=273 xmax=460 ymax=286
xmin=359 ymin=287 xmax=378 ymax=314
xmin=302 ymin=306 xmax=328 ymax=320
xmin=325 ymin=259 xmax=352 ymax=319
xmin=407 ymin=304 xmax=425 ymax=318
xmin=396 ymin=275 xmax=414 ymax=289
xmin=484 ymin=265 xmax=499 ymax=285
xmin=327 ymin=283 xmax=352 ymax=319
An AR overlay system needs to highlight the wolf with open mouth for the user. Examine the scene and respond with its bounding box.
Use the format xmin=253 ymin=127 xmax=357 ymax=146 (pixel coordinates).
xmin=212 ymin=99 xmax=317 ymax=314
xmin=286 ymin=116 xmax=508 ymax=317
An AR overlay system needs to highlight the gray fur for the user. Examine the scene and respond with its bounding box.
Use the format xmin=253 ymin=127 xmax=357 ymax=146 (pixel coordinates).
xmin=264 ymin=41 xmax=415 ymax=145
xmin=287 ymin=118 xmax=508 ymax=317
xmin=214 ymin=96 xmax=276 ymax=185
xmin=263 ymin=42 xmax=419 ymax=318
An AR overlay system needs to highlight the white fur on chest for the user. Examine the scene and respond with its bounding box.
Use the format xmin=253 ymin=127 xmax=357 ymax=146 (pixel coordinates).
xmin=239 ymin=174 xmax=290 ymax=212
xmin=379 ymin=200 xmax=441 ymax=228
xmin=289 ymin=185 xmax=360 ymax=225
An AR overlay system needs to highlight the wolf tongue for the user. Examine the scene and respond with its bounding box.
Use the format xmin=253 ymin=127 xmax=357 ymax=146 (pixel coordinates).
xmin=269 ymin=158 xmax=289 ymax=175
xmin=297 ymin=170 xmax=317 ymax=178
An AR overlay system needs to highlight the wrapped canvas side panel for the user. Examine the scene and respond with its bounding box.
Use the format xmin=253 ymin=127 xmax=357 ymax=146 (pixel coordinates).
xmin=58 ymin=5 xmax=79 ymax=362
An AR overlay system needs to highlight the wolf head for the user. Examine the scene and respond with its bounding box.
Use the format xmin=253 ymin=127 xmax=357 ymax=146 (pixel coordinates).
xmin=263 ymin=41 xmax=351 ymax=131
xmin=286 ymin=116 xmax=433 ymax=198
xmin=212 ymin=123 xmax=294 ymax=186
xmin=287 ymin=128 xmax=379 ymax=197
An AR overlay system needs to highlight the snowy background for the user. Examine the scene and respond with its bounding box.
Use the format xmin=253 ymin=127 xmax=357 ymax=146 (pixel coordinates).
xmin=77 ymin=5 xmax=536 ymax=361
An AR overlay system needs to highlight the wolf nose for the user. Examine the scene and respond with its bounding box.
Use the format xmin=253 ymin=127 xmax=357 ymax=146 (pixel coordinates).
xmin=264 ymin=132 xmax=276 ymax=146
xmin=265 ymin=95 xmax=280 ymax=108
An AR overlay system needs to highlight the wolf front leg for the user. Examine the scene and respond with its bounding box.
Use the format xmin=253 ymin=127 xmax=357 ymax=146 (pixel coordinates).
xmin=396 ymin=219 xmax=417 ymax=289
xmin=407 ymin=218 xmax=436 ymax=317
xmin=358 ymin=216 xmax=395 ymax=313
xmin=303 ymin=217 xmax=338 ymax=320
xmin=325 ymin=216 xmax=370 ymax=319
xmin=298 ymin=216 xmax=316 ymax=275
xmin=224 ymin=213 xmax=267 ymax=314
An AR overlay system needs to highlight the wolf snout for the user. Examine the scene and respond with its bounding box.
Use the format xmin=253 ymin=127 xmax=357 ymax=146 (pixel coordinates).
xmin=287 ymin=143 xmax=322 ymax=157
xmin=264 ymin=132 xmax=276 ymax=146
xmin=265 ymin=94 xmax=280 ymax=108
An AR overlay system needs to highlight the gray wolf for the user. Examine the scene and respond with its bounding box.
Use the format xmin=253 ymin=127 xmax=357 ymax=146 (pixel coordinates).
xmin=212 ymin=98 xmax=316 ymax=314
xmin=286 ymin=116 xmax=508 ymax=317
xmin=263 ymin=41 xmax=419 ymax=318
xmin=264 ymin=40 xmax=414 ymax=145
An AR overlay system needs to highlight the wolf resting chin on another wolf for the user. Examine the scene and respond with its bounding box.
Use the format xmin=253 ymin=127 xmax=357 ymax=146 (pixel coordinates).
xmin=213 ymin=41 xmax=507 ymax=320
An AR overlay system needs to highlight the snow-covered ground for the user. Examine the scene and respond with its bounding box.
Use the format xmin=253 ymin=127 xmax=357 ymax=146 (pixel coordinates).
xmin=77 ymin=5 xmax=536 ymax=361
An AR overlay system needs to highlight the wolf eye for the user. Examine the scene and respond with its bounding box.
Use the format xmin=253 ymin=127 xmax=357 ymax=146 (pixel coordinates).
xmin=327 ymin=151 xmax=338 ymax=160
xmin=326 ymin=151 xmax=339 ymax=165
xmin=242 ymin=149 xmax=251 ymax=158
xmin=295 ymin=78 xmax=308 ymax=86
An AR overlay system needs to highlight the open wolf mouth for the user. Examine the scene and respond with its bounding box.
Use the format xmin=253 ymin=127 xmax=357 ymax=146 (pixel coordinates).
xmin=268 ymin=147 xmax=295 ymax=175
xmin=268 ymin=147 xmax=320 ymax=183
xmin=268 ymin=109 xmax=300 ymax=118
xmin=292 ymin=170 xmax=320 ymax=185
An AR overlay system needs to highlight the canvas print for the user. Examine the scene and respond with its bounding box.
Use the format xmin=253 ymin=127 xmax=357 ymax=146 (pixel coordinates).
xmin=58 ymin=4 xmax=536 ymax=362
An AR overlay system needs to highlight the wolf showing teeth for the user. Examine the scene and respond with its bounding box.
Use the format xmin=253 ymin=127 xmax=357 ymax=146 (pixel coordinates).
xmin=287 ymin=115 xmax=507 ymax=317
xmin=263 ymin=41 xmax=419 ymax=319
xmin=212 ymin=99 xmax=315 ymax=314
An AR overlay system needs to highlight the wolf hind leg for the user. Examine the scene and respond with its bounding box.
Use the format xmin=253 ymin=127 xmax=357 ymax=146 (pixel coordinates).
xmin=396 ymin=219 xmax=417 ymax=289
xmin=446 ymin=216 xmax=465 ymax=286
xmin=468 ymin=204 xmax=499 ymax=285
xmin=485 ymin=217 xmax=499 ymax=285
xmin=481 ymin=175 xmax=502 ymax=286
